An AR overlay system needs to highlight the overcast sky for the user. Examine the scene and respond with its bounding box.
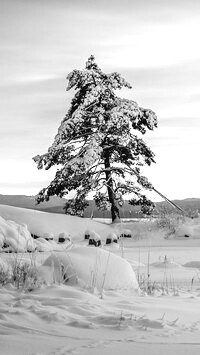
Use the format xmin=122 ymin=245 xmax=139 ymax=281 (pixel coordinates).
xmin=1 ymin=0 xmax=200 ymax=201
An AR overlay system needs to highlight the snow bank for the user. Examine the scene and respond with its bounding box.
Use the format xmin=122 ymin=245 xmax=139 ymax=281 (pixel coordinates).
xmin=0 ymin=204 xmax=112 ymax=240
xmin=42 ymin=247 xmax=139 ymax=291
xmin=0 ymin=215 xmax=72 ymax=252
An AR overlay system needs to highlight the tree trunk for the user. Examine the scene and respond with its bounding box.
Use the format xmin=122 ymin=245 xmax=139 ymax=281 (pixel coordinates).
xmin=104 ymin=151 xmax=120 ymax=223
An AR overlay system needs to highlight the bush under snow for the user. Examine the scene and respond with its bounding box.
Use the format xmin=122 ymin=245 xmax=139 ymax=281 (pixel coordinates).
xmin=119 ymin=229 xmax=133 ymax=238
xmin=106 ymin=232 xmax=118 ymax=244
xmin=41 ymin=247 xmax=139 ymax=292
xmin=88 ymin=231 xmax=101 ymax=247
xmin=0 ymin=216 xmax=35 ymax=252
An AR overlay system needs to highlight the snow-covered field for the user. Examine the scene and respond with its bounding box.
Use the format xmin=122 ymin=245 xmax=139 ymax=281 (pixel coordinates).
xmin=1 ymin=205 xmax=200 ymax=354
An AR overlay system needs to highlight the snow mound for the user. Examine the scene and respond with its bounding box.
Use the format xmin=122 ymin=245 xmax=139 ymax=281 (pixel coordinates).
xmin=151 ymin=255 xmax=181 ymax=268
xmin=0 ymin=204 xmax=112 ymax=240
xmin=183 ymin=261 xmax=200 ymax=269
xmin=151 ymin=261 xmax=181 ymax=269
xmin=0 ymin=215 xmax=35 ymax=252
xmin=42 ymin=247 xmax=139 ymax=291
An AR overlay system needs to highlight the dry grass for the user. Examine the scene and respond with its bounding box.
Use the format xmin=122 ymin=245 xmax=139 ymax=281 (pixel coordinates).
xmin=0 ymin=253 xmax=43 ymax=291
xmin=113 ymin=211 xmax=192 ymax=241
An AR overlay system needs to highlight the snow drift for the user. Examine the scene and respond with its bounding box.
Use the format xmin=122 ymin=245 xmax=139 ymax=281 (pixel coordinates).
xmin=0 ymin=204 xmax=112 ymax=240
xmin=41 ymin=247 xmax=139 ymax=291
xmin=0 ymin=214 xmax=72 ymax=252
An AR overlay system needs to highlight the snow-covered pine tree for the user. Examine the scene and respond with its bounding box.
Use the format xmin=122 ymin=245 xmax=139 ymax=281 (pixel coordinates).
xmin=33 ymin=55 xmax=157 ymax=222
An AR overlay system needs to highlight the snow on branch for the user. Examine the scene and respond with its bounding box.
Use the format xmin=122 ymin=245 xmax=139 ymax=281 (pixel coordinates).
xmin=33 ymin=56 xmax=158 ymax=220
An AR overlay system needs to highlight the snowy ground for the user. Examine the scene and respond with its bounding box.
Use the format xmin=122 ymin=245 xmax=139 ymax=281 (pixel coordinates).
xmin=1 ymin=205 xmax=200 ymax=354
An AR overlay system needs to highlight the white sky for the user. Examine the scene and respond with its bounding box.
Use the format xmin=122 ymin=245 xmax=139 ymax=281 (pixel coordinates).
xmin=1 ymin=0 xmax=200 ymax=201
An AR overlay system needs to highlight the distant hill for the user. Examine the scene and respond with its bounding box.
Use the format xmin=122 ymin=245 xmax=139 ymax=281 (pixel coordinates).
xmin=0 ymin=194 xmax=141 ymax=217
xmin=83 ymin=198 xmax=200 ymax=218
xmin=83 ymin=200 xmax=142 ymax=218
xmin=155 ymin=198 xmax=200 ymax=216
xmin=0 ymin=195 xmax=66 ymax=213
xmin=0 ymin=195 xmax=200 ymax=218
